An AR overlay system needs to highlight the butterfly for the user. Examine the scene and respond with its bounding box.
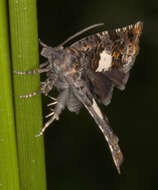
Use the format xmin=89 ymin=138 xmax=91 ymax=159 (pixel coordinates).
xmin=15 ymin=21 xmax=143 ymax=173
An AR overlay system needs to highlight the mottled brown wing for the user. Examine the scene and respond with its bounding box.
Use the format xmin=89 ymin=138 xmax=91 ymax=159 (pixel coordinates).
xmin=71 ymin=21 xmax=143 ymax=105
xmin=71 ymin=21 xmax=143 ymax=72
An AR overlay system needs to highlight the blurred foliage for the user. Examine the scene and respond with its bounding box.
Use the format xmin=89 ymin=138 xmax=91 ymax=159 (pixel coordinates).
xmin=37 ymin=0 xmax=158 ymax=189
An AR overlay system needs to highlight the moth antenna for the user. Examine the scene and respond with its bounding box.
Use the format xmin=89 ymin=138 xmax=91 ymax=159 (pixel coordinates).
xmin=59 ymin=23 xmax=104 ymax=47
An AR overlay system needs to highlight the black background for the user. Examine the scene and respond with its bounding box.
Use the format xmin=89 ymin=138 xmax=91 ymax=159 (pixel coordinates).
xmin=37 ymin=0 xmax=158 ymax=189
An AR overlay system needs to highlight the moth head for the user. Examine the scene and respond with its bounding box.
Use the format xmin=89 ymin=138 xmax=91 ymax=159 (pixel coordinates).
xmin=41 ymin=46 xmax=63 ymax=62
xmin=41 ymin=46 xmax=56 ymax=58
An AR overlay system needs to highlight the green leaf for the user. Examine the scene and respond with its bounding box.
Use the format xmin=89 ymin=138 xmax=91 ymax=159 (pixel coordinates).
xmin=8 ymin=0 xmax=47 ymax=189
xmin=0 ymin=0 xmax=20 ymax=189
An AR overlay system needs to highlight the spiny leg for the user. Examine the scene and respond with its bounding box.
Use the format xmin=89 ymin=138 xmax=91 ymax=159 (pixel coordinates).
xmin=14 ymin=61 xmax=49 ymax=75
xmin=47 ymin=95 xmax=57 ymax=101
xmin=35 ymin=114 xmax=58 ymax=137
xmin=47 ymin=95 xmax=57 ymax=107
xmin=19 ymin=78 xmax=55 ymax=99
xmin=20 ymin=91 xmax=58 ymax=100
xmin=45 ymin=109 xmax=55 ymax=118
xmin=40 ymin=79 xmax=55 ymax=96
xmin=19 ymin=81 xmax=45 ymax=99
xmin=14 ymin=62 xmax=50 ymax=98
xmin=20 ymin=91 xmax=41 ymax=98
xmin=36 ymin=88 xmax=69 ymax=137
xmin=45 ymin=96 xmax=58 ymax=118
xmin=47 ymin=101 xmax=57 ymax=107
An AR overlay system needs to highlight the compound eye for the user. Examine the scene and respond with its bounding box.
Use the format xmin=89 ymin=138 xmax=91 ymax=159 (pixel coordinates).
xmin=41 ymin=47 xmax=54 ymax=58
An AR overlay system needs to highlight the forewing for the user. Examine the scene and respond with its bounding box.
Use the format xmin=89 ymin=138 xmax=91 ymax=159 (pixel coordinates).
xmin=71 ymin=21 xmax=143 ymax=105
xmin=71 ymin=21 xmax=143 ymax=73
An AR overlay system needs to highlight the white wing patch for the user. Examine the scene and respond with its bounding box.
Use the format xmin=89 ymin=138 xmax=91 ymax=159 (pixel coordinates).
xmin=83 ymin=98 xmax=122 ymax=173
xmin=96 ymin=50 xmax=112 ymax=72
xmin=91 ymin=99 xmax=104 ymax=120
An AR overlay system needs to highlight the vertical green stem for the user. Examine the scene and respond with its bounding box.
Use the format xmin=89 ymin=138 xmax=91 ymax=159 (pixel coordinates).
xmin=9 ymin=0 xmax=47 ymax=190
xmin=0 ymin=1 xmax=20 ymax=190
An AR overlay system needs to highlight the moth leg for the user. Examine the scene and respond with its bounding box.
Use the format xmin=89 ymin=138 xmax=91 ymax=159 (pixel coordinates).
xmin=36 ymin=88 xmax=69 ymax=137
xmin=14 ymin=61 xmax=49 ymax=75
xmin=46 ymin=95 xmax=57 ymax=107
xmin=20 ymin=77 xmax=56 ymax=98
xmin=20 ymin=91 xmax=42 ymax=98
xmin=48 ymin=95 xmax=57 ymax=101
xmin=45 ymin=109 xmax=55 ymax=118
xmin=35 ymin=114 xmax=58 ymax=137
xmin=40 ymin=79 xmax=55 ymax=96
xmin=19 ymin=82 xmax=47 ymax=99
xmin=47 ymin=101 xmax=57 ymax=107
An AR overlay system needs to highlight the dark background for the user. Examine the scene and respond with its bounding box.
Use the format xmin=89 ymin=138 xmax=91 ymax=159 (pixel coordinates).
xmin=37 ymin=0 xmax=158 ymax=189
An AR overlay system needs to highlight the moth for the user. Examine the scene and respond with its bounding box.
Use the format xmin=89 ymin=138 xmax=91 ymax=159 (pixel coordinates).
xmin=15 ymin=21 xmax=143 ymax=173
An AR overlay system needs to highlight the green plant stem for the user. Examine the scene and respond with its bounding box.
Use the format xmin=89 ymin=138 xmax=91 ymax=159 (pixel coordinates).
xmin=9 ymin=0 xmax=47 ymax=190
xmin=0 ymin=1 xmax=20 ymax=190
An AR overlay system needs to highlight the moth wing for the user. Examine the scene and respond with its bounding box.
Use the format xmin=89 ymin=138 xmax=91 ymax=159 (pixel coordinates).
xmin=71 ymin=21 xmax=143 ymax=105
xmin=84 ymin=98 xmax=123 ymax=174
xmin=71 ymin=84 xmax=123 ymax=173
